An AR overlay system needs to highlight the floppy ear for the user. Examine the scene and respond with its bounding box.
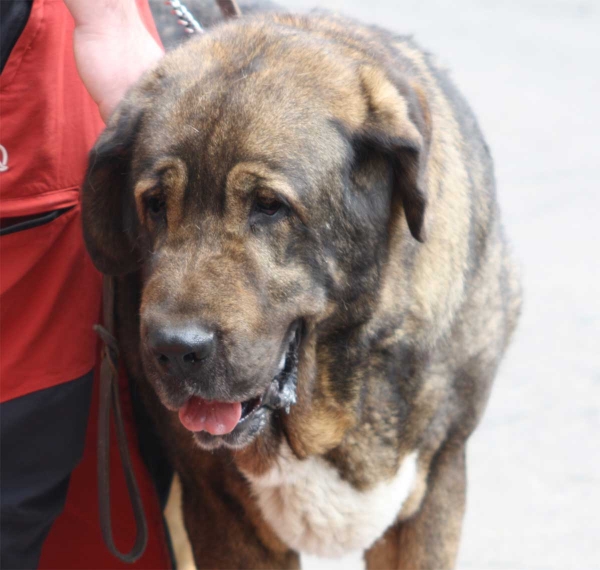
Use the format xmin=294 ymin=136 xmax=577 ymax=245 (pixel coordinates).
xmin=357 ymin=66 xmax=431 ymax=242
xmin=82 ymin=101 xmax=144 ymax=275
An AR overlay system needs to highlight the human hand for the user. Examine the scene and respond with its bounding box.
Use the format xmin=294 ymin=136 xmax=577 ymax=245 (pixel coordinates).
xmin=64 ymin=0 xmax=164 ymax=122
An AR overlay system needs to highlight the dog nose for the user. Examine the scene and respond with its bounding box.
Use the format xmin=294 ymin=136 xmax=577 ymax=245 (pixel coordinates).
xmin=148 ymin=326 xmax=216 ymax=370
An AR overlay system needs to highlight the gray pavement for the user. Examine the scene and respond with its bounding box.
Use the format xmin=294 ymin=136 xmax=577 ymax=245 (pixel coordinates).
xmin=276 ymin=1 xmax=600 ymax=569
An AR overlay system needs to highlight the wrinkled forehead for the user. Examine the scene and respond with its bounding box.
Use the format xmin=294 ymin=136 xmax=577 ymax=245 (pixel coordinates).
xmin=132 ymin=81 xmax=348 ymax=220
xmin=131 ymin=31 xmax=361 ymax=197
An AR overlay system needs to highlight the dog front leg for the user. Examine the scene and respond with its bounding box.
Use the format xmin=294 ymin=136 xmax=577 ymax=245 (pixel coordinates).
xmin=365 ymin=443 xmax=467 ymax=570
xmin=180 ymin=473 xmax=300 ymax=570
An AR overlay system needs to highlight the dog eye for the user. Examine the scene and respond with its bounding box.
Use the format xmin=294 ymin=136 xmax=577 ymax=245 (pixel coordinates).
xmin=146 ymin=195 xmax=166 ymax=221
xmin=254 ymin=196 xmax=282 ymax=216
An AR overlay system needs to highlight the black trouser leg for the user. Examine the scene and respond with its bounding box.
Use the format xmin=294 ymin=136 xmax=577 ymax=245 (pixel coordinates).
xmin=0 ymin=372 xmax=93 ymax=570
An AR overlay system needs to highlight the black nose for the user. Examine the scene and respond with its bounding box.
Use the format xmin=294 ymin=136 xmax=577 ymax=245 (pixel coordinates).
xmin=148 ymin=326 xmax=216 ymax=370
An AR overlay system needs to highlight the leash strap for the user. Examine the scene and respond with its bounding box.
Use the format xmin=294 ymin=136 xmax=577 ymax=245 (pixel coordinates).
xmin=95 ymin=277 xmax=148 ymax=563
xmin=216 ymin=0 xmax=241 ymax=18
xmin=96 ymin=1 xmax=243 ymax=563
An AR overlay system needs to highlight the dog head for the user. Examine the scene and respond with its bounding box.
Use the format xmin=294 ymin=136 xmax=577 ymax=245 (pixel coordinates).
xmin=82 ymin=17 xmax=430 ymax=449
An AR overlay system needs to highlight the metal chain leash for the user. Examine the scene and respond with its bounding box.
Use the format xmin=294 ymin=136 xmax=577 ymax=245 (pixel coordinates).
xmin=165 ymin=0 xmax=204 ymax=34
xmin=165 ymin=0 xmax=241 ymax=34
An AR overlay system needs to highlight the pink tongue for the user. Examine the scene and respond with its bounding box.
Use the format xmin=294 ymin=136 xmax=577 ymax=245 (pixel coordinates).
xmin=178 ymin=397 xmax=242 ymax=436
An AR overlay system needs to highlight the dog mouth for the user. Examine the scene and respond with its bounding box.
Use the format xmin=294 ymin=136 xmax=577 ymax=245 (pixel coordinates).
xmin=177 ymin=322 xmax=301 ymax=438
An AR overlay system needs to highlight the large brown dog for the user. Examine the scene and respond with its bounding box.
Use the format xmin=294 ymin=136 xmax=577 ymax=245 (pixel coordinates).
xmin=82 ymin=12 xmax=521 ymax=569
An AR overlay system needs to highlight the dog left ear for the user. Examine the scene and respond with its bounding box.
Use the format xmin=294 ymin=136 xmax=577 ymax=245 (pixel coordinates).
xmin=356 ymin=66 xmax=431 ymax=242
xmin=81 ymin=99 xmax=145 ymax=276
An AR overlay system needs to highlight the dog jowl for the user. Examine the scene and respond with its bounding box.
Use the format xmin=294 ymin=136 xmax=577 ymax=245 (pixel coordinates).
xmin=82 ymin=13 xmax=521 ymax=569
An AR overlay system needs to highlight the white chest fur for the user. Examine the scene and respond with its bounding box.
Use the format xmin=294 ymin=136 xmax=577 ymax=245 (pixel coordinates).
xmin=242 ymin=444 xmax=418 ymax=558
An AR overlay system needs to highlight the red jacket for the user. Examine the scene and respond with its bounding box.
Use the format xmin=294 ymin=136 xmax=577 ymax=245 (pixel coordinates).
xmin=1 ymin=2 xmax=172 ymax=567
xmin=0 ymin=0 xmax=106 ymax=402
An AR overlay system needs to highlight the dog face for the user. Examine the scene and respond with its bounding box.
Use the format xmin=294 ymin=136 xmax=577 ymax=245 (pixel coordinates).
xmin=82 ymin=19 xmax=429 ymax=449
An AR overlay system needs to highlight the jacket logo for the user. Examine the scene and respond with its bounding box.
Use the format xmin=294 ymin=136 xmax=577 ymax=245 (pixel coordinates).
xmin=0 ymin=145 xmax=8 ymax=172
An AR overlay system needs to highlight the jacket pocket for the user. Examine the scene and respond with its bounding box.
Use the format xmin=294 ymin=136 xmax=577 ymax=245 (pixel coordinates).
xmin=0 ymin=206 xmax=73 ymax=236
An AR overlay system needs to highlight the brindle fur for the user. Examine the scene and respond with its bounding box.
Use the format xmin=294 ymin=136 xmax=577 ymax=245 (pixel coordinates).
xmin=83 ymin=12 xmax=521 ymax=570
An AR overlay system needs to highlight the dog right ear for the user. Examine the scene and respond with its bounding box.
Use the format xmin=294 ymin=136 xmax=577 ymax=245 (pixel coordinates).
xmin=82 ymin=101 xmax=144 ymax=276
xmin=354 ymin=66 xmax=431 ymax=243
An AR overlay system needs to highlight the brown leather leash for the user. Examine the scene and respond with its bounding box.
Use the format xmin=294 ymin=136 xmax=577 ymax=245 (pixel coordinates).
xmin=95 ymin=1 xmax=241 ymax=563
xmin=95 ymin=277 xmax=148 ymax=563
xmin=216 ymin=0 xmax=241 ymax=18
